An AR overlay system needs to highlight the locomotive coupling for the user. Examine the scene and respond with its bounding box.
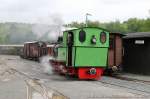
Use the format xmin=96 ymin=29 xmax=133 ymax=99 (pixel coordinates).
xmin=87 ymin=68 xmax=96 ymax=75
xmin=112 ymin=66 xmax=118 ymax=71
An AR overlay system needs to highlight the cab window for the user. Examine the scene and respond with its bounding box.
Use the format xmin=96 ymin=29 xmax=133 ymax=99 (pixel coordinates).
xmin=79 ymin=30 xmax=86 ymax=42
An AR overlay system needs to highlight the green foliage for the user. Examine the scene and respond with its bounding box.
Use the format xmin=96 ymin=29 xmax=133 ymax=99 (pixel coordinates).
xmin=0 ymin=22 xmax=54 ymax=44
xmin=0 ymin=22 xmax=37 ymax=44
xmin=103 ymin=21 xmax=128 ymax=33
xmin=65 ymin=18 xmax=150 ymax=34
xmin=1 ymin=18 xmax=150 ymax=44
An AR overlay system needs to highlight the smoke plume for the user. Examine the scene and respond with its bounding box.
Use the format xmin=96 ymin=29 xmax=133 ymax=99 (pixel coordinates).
xmin=32 ymin=13 xmax=64 ymax=42
xmin=40 ymin=55 xmax=54 ymax=74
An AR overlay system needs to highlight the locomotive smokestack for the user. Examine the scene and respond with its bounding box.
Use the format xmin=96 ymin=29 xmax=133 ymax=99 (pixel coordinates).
xmin=85 ymin=13 xmax=92 ymax=27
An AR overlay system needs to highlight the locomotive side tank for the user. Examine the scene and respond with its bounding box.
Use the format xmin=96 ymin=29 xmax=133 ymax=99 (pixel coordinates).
xmin=51 ymin=27 xmax=109 ymax=80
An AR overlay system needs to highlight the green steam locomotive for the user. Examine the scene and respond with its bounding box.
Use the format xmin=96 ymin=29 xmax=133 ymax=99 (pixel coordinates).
xmin=51 ymin=27 xmax=109 ymax=80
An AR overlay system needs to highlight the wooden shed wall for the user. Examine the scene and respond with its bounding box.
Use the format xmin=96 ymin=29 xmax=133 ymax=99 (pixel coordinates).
xmin=123 ymin=38 xmax=150 ymax=75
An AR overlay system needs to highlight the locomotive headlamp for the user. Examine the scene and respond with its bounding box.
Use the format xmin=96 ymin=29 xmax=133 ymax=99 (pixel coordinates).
xmin=91 ymin=35 xmax=97 ymax=44
xmin=89 ymin=68 xmax=96 ymax=75
xmin=100 ymin=32 xmax=106 ymax=43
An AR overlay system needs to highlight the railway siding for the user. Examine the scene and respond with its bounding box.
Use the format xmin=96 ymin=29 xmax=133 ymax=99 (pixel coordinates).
xmin=0 ymin=55 xmax=150 ymax=99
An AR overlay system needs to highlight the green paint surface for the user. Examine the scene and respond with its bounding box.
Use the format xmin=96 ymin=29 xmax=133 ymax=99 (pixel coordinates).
xmin=56 ymin=47 xmax=66 ymax=61
xmin=63 ymin=27 xmax=109 ymax=47
xmin=59 ymin=27 xmax=109 ymax=67
xmin=74 ymin=28 xmax=109 ymax=47
xmin=63 ymin=31 xmax=67 ymax=47
xmin=75 ymin=47 xmax=108 ymax=67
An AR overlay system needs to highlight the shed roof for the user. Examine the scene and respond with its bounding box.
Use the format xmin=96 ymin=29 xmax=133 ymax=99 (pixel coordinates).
xmin=110 ymin=32 xmax=125 ymax=36
xmin=124 ymin=32 xmax=150 ymax=39
xmin=63 ymin=27 xmax=110 ymax=32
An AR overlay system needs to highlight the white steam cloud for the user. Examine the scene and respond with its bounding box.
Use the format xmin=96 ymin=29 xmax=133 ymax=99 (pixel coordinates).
xmin=40 ymin=55 xmax=54 ymax=74
xmin=32 ymin=13 xmax=64 ymax=42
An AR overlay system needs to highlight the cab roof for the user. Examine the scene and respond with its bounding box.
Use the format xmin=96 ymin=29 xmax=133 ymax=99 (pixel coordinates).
xmin=63 ymin=27 xmax=110 ymax=32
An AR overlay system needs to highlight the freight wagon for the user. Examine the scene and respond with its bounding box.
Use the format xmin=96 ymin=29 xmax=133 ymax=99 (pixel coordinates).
xmin=106 ymin=33 xmax=124 ymax=74
xmin=20 ymin=41 xmax=47 ymax=60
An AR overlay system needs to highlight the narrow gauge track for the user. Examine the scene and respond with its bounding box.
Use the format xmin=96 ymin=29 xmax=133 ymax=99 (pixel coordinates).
xmin=111 ymin=75 xmax=150 ymax=85
xmin=98 ymin=80 xmax=150 ymax=95
xmin=93 ymin=76 xmax=150 ymax=96
xmin=5 ymin=67 xmax=150 ymax=95
xmin=5 ymin=68 xmax=150 ymax=97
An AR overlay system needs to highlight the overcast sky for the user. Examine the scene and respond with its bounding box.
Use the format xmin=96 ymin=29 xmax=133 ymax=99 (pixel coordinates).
xmin=0 ymin=0 xmax=150 ymax=24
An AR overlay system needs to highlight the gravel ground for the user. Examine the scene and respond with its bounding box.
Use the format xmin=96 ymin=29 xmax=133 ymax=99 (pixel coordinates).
xmin=0 ymin=55 xmax=150 ymax=99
